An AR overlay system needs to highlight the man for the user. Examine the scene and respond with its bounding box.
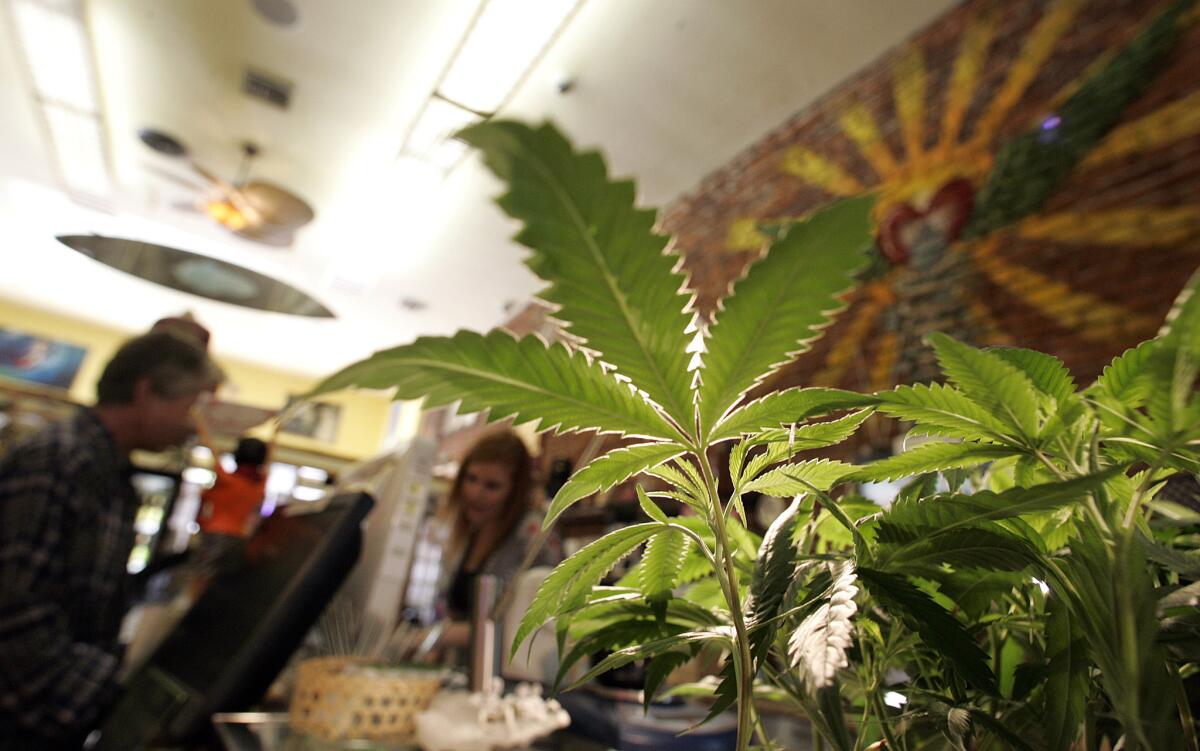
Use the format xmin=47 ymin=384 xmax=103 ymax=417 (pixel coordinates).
xmin=0 ymin=331 xmax=223 ymax=748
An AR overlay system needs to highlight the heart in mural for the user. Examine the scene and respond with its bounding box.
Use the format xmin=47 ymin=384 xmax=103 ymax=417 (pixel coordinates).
xmin=878 ymin=178 xmax=975 ymax=265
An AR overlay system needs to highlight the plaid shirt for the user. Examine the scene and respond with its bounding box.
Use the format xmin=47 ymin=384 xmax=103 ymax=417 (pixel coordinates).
xmin=0 ymin=409 xmax=138 ymax=747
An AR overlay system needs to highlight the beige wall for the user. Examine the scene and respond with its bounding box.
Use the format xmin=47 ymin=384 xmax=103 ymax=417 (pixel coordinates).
xmin=0 ymin=296 xmax=400 ymax=460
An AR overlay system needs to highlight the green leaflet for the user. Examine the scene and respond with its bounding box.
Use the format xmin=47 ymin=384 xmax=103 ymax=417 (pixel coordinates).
xmin=640 ymin=528 xmax=690 ymax=604
xmin=988 ymin=347 xmax=1076 ymax=404
xmin=878 ymin=469 xmax=1120 ymax=539
xmin=553 ymin=619 xmax=683 ymax=691
xmin=1144 ymin=269 xmax=1200 ymax=434
xmin=709 ymin=387 xmax=877 ymax=443
xmin=735 ymin=441 xmax=794 ymax=490
xmin=648 ymin=462 xmax=704 ymax=501
xmin=458 ymin=120 xmax=695 ymax=431
xmin=967 ymin=709 xmax=1039 ymax=751
xmin=1043 ymin=596 xmax=1088 ymax=751
xmin=751 ymin=408 xmax=875 ymax=447
xmin=565 ymin=593 xmax=723 ymax=635
xmin=568 ymin=629 xmax=732 ymax=690
xmin=927 ymin=332 xmax=1041 ymax=438
xmin=636 ymin=484 xmax=670 ymax=524
xmin=545 ymin=442 xmax=686 ymax=528
xmin=643 ymin=651 xmax=693 ymax=710
xmin=1087 ymin=339 xmax=1156 ymax=405
xmin=848 ymin=441 xmax=1016 ymax=483
xmin=858 ymin=568 xmax=997 ymax=694
xmin=876 ymin=527 xmax=1040 ymax=573
xmin=1058 ymin=528 xmax=1183 ymax=749
xmin=875 ymin=382 xmax=1008 ymax=442
xmin=746 ymin=497 xmax=804 ymax=640
xmin=310 ymin=329 xmax=673 ymax=440
xmin=815 ymin=683 xmax=854 ymax=751
xmin=1139 ymin=534 xmax=1200 ymax=577
xmin=511 ymin=523 xmax=659 ymax=659
xmin=697 ymin=195 xmax=875 ymax=434
xmin=742 ymin=459 xmax=854 ymax=496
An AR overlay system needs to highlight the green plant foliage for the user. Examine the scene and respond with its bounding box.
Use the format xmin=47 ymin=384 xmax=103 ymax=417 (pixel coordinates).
xmin=1088 ymin=339 xmax=1156 ymax=405
xmin=553 ymin=618 xmax=683 ymax=691
xmin=876 ymin=527 xmax=1039 ymax=573
xmin=745 ymin=497 xmax=805 ymax=660
xmin=709 ymin=387 xmax=877 ymax=443
xmin=310 ymin=329 xmax=672 ymax=440
xmin=877 ymin=470 xmax=1121 ymax=539
xmin=643 ymin=651 xmax=692 ymax=710
xmin=859 ymin=568 xmax=997 ymax=693
xmin=512 ymin=522 xmax=659 ymax=659
xmin=312 ymin=115 xmax=1200 ymax=751
xmin=545 ymin=442 xmax=686 ymax=528
xmin=457 ymin=121 xmax=695 ymax=429
xmin=1042 ymin=596 xmax=1088 ymax=751
xmin=741 ymin=459 xmax=853 ymax=496
xmin=569 ymin=629 xmax=733 ymax=690
xmin=848 ymin=440 xmax=1015 ymax=483
xmin=640 ymin=528 xmax=690 ymax=605
xmin=927 ymin=332 xmax=1041 ymax=438
xmin=696 ymin=195 xmax=874 ymax=434
xmin=989 ymin=347 xmax=1077 ymax=404
xmin=875 ymin=382 xmax=1008 ymax=441
xmin=751 ymin=408 xmax=875 ymax=447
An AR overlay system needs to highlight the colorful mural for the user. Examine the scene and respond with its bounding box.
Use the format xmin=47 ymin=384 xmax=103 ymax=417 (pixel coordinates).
xmin=682 ymin=0 xmax=1200 ymax=394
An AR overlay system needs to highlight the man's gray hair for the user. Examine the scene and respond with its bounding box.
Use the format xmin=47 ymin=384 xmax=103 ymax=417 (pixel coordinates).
xmin=96 ymin=331 xmax=225 ymax=405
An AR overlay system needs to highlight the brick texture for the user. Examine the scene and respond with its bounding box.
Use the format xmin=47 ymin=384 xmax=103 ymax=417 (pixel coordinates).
xmin=472 ymin=0 xmax=1200 ymax=464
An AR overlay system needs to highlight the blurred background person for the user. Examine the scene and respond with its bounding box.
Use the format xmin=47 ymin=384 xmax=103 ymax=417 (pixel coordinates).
xmin=0 ymin=331 xmax=222 ymax=749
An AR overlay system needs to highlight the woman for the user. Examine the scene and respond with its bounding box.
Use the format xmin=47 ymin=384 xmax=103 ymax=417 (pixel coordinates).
xmin=421 ymin=430 xmax=554 ymax=658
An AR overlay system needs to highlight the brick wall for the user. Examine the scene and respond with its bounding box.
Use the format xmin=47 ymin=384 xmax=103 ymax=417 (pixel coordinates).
xmin=473 ymin=0 xmax=1200 ymax=464
xmin=660 ymin=0 xmax=1200 ymax=401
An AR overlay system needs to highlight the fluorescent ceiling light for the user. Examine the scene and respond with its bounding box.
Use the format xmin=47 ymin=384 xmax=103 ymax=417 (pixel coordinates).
xmin=329 ymin=156 xmax=444 ymax=281
xmin=404 ymin=97 xmax=480 ymax=168
xmin=439 ymin=0 xmax=580 ymax=113
xmin=42 ymin=104 xmax=111 ymax=195
xmin=10 ymin=0 xmax=97 ymax=110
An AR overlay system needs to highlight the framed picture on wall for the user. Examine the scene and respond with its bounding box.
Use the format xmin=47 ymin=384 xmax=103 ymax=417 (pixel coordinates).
xmin=0 ymin=328 xmax=87 ymax=391
xmin=281 ymin=397 xmax=341 ymax=443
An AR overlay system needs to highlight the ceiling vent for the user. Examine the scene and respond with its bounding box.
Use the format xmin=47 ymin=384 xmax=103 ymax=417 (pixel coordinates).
xmin=242 ymin=69 xmax=292 ymax=109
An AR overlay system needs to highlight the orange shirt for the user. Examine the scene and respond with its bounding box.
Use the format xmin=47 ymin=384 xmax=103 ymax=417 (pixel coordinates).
xmin=199 ymin=466 xmax=266 ymax=537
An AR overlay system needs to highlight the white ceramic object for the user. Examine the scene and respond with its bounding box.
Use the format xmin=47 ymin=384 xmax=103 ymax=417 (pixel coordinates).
xmin=415 ymin=680 xmax=570 ymax=751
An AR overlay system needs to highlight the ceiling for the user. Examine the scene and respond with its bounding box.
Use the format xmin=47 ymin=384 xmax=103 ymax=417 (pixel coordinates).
xmin=0 ymin=0 xmax=955 ymax=378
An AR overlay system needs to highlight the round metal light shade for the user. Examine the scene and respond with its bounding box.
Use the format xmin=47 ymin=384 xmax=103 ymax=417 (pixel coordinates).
xmin=58 ymin=234 xmax=335 ymax=318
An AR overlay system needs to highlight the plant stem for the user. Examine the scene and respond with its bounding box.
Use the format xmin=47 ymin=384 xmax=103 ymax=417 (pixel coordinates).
xmin=753 ymin=706 xmax=775 ymax=750
xmin=698 ymin=451 xmax=757 ymax=751
xmin=1123 ymin=459 xmax=1162 ymax=530
xmin=870 ymin=689 xmax=903 ymax=751
xmin=1172 ymin=662 xmax=1200 ymax=751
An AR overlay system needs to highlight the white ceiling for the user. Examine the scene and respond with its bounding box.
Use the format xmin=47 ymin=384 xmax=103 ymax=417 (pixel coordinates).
xmin=0 ymin=0 xmax=956 ymax=378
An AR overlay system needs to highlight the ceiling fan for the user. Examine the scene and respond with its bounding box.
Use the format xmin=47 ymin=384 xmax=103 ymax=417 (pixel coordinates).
xmin=139 ymin=129 xmax=315 ymax=248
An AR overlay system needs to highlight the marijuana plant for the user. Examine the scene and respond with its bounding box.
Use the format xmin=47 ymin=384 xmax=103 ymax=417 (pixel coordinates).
xmin=313 ymin=119 xmax=1200 ymax=750
xmin=313 ymin=119 xmax=879 ymax=749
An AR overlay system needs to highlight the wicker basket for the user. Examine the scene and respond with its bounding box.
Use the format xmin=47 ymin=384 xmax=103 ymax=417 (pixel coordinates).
xmin=289 ymin=657 xmax=444 ymax=742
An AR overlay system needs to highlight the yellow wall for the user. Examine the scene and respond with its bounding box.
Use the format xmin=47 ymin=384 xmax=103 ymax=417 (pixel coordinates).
xmin=0 ymin=296 xmax=397 ymax=460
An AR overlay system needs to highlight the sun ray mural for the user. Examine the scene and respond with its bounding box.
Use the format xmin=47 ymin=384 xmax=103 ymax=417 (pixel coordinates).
xmin=722 ymin=0 xmax=1200 ymax=394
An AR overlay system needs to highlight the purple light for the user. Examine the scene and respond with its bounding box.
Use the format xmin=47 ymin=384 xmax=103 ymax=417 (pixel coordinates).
xmin=1041 ymin=114 xmax=1062 ymax=131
